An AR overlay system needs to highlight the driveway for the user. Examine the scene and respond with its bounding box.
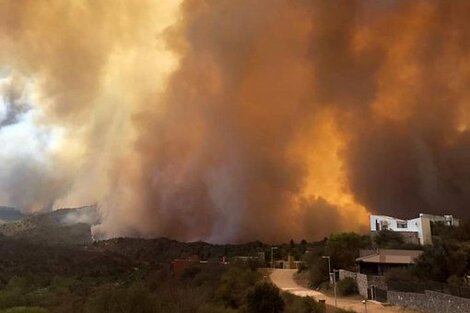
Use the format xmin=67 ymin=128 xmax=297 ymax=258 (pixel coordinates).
xmin=270 ymin=269 xmax=422 ymax=313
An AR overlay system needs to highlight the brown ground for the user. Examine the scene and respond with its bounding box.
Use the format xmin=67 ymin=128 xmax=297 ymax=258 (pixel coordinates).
xmin=270 ymin=269 xmax=425 ymax=313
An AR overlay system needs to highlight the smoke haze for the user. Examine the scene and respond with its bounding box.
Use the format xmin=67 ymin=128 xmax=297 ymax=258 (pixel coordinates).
xmin=0 ymin=0 xmax=468 ymax=242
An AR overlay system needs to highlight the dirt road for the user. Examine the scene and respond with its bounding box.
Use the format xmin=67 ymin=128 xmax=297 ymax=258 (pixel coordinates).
xmin=270 ymin=269 xmax=421 ymax=313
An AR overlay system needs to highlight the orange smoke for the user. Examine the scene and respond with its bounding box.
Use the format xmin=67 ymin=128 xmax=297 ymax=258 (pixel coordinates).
xmin=0 ymin=1 xmax=469 ymax=243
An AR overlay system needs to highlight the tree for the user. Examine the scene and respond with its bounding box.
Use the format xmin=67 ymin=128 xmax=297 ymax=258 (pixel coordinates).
xmin=216 ymin=266 xmax=259 ymax=309
xmin=414 ymin=241 xmax=468 ymax=283
xmin=245 ymin=282 xmax=284 ymax=313
xmin=85 ymin=283 xmax=156 ymax=313
xmin=384 ymin=268 xmax=418 ymax=284
xmin=414 ymin=242 xmax=450 ymax=282
xmin=325 ymin=233 xmax=370 ymax=269
xmin=282 ymin=293 xmax=322 ymax=313
xmin=373 ymin=230 xmax=404 ymax=248
xmin=336 ymin=277 xmax=357 ymax=296
xmin=308 ymin=259 xmax=329 ymax=288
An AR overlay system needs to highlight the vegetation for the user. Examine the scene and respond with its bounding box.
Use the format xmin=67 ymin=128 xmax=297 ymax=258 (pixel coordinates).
xmin=383 ymin=220 xmax=470 ymax=286
xmin=303 ymin=233 xmax=370 ymax=288
xmin=282 ymin=294 xmax=322 ymax=313
xmin=2 ymin=208 xmax=469 ymax=313
xmin=299 ymin=221 xmax=470 ymax=291
xmin=373 ymin=230 xmax=421 ymax=250
xmin=336 ymin=277 xmax=357 ymax=296
xmin=245 ymin=282 xmax=284 ymax=313
xmin=216 ymin=266 xmax=260 ymax=309
xmin=0 ymin=233 xmax=336 ymax=313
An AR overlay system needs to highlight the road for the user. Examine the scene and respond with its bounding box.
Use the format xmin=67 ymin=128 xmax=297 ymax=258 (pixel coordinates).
xmin=270 ymin=269 xmax=421 ymax=313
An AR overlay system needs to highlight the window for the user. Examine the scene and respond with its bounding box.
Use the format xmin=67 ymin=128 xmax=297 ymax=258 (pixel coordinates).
xmin=380 ymin=220 xmax=389 ymax=230
xmin=397 ymin=221 xmax=407 ymax=229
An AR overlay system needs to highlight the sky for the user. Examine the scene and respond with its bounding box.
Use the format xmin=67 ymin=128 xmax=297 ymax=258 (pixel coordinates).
xmin=0 ymin=0 xmax=468 ymax=243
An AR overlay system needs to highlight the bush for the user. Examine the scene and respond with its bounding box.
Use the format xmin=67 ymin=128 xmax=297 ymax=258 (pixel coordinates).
xmin=325 ymin=233 xmax=371 ymax=269
xmin=282 ymin=293 xmax=323 ymax=313
xmin=447 ymin=275 xmax=463 ymax=286
xmin=85 ymin=283 xmax=156 ymax=313
xmin=181 ymin=266 xmax=203 ymax=280
xmin=0 ymin=277 xmax=39 ymax=310
xmin=245 ymin=282 xmax=284 ymax=313
xmin=373 ymin=230 xmax=404 ymax=248
xmin=216 ymin=266 xmax=259 ymax=309
xmin=308 ymin=261 xmax=328 ymax=288
xmin=384 ymin=268 xmax=417 ymax=284
xmin=336 ymin=277 xmax=357 ymax=296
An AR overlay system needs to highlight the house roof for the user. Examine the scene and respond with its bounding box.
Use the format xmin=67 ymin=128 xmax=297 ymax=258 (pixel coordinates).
xmin=356 ymin=249 xmax=423 ymax=265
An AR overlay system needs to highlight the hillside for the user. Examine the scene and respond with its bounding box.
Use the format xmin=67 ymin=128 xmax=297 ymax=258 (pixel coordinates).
xmin=0 ymin=206 xmax=25 ymax=223
xmin=0 ymin=206 xmax=99 ymax=245
xmin=0 ymin=234 xmax=138 ymax=285
xmin=90 ymin=237 xmax=269 ymax=264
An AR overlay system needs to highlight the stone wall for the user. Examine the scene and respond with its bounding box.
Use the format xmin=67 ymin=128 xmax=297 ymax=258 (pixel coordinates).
xmin=338 ymin=269 xmax=356 ymax=281
xmin=338 ymin=270 xmax=368 ymax=297
xmin=338 ymin=270 xmax=387 ymax=298
xmin=388 ymin=290 xmax=470 ymax=313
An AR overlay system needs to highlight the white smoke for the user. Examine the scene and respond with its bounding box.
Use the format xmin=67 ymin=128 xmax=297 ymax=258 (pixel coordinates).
xmin=0 ymin=71 xmax=69 ymax=212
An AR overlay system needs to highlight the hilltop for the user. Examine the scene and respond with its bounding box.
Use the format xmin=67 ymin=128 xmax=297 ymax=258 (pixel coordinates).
xmin=0 ymin=206 xmax=25 ymax=223
xmin=0 ymin=206 xmax=99 ymax=245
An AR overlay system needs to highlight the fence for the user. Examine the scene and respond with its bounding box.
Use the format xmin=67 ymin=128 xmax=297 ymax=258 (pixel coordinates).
xmin=374 ymin=287 xmax=388 ymax=302
xmin=388 ymin=280 xmax=470 ymax=299
xmin=388 ymin=290 xmax=470 ymax=313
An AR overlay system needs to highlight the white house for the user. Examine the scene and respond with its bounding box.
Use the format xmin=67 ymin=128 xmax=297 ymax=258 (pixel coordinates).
xmin=370 ymin=213 xmax=459 ymax=245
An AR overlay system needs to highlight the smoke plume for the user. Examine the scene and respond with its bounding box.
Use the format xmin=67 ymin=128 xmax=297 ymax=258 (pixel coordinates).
xmin=0 ymin=0 xmax=468 ymax=242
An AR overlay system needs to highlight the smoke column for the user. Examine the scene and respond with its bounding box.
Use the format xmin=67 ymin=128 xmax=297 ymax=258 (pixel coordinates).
xmin=0 ymin=0 xmax=468 ymax=243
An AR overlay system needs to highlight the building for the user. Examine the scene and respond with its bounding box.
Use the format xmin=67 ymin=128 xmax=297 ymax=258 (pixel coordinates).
xmin=356 ymin=249 xmax=423 ymax=275
xmin=171 ymin=255 xmax=201 ymax=276
xmin=370 ymin=213 xmax=459 ymax=245
xmin=272 ymin=254 xmax=306 ymax=269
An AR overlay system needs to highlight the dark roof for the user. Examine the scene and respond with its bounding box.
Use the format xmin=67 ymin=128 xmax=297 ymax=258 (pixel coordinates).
xmin=356 ymin=249 xmax=423 ymax=265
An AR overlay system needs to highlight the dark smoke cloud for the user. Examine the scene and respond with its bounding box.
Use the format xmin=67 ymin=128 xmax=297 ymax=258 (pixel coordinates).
xmin=300 ymin=196 xmax=345 ymax=239
xmin=126 ymin=0 xmax=470 ymax=242
xmin=0 ymin=76 xmax=30 ymax=128
xmin=342 ymin=1 xmax=470 ymax=219
xmin=127 ymin=0 xmax=364 ymax=243
xmin=1 ymin=0 xmax=469 ymax=242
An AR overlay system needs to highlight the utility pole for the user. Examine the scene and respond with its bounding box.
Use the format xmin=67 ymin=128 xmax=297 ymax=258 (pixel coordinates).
xmin=322 ymin=256 xmax=332 ymax=283
xmin=333 ymin=269 xmax=338 ymax=308
xmin=271 ymin=246 xmax=278 ymax=269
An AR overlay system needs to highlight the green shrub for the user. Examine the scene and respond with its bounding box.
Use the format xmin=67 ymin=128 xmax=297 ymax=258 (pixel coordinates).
xmin=283 ymin=293 xmax=323 ymax=313
xmin=85 ymin=283 xmax=156 ymax=313
xmin=447 ymin=275 xmax=463 ymax=286
xmin=0 ymin=277 xmax=38 ymax=310
xmin=216 ymin=266 xmax=259 ymax=309
xmin=308 ymin=261 xmax=328 ymax=288
xmin=245 ymin=282 xmax=284 ymax=313
xmin=373 ymin=230 xmax=404 ymax=248
xmin=384 ymin=268 xmax=417 ymax=284
xmin=181 ymin=266 xmax=203 ymax=280
xmin=336 ymin=277 xmax=357 ymax=296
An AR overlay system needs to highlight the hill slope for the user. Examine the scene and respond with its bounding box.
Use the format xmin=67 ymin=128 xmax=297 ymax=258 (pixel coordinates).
xmin=0 ymin=206 xmax=99 ymax=245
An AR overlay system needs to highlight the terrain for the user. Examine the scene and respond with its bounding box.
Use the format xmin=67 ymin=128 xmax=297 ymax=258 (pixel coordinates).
xmin=271 ymin=269 xmax=420 ymax=313
xmin=0 ymin=206 xmax=355 ymax=313
xmin=0 ymin=206 xmax=468 ymax=313
xmin=0 ymin=206 xmax=99 ymax=245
